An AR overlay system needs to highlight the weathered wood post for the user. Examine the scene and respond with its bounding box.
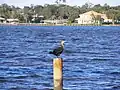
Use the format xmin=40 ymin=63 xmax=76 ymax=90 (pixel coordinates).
xmin=53 ymin=58 xmax=63 ymax=90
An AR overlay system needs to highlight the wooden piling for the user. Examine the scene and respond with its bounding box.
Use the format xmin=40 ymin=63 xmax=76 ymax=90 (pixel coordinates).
xmin=53 ymin=58 xmax=63 ymax=90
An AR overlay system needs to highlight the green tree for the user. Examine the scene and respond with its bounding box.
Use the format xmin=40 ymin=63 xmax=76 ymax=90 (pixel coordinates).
xmin=42 ymin=5 xmax=52 ymax=19
xmin=105 ymin=9 xmax=118 ymax=25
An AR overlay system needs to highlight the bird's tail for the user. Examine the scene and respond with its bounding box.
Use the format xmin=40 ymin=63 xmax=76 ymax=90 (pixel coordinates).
xmin=49 ymin=51 xmax=53 ymax=54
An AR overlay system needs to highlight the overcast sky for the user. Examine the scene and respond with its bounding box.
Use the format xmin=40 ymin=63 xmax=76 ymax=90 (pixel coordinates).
xmin=0 ymin=0 xmax=120 ymax=8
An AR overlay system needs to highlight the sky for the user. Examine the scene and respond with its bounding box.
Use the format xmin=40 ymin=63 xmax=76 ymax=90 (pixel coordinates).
xmin=0 ymin=0 xmax=120 ymax=8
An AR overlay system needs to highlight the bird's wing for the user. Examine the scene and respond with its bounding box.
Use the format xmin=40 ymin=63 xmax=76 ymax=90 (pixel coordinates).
xmin=53 ymin=46 xmax=63 ymax=54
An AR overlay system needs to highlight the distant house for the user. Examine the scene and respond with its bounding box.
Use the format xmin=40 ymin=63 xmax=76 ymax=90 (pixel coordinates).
xmin=0 ymin=17 xmax=5 ymax=23
xmin=32 ymin=15 xmax=44 ymax=23
xmin=75 ymin=10 xmax=108 ymax=24
xmin=7 ymin=19 xmax=19 ymax=24
xmin=44 ymin=19 xmax=68 ymax=25
xmin=104 ymin=19 xmax=113 ymax=23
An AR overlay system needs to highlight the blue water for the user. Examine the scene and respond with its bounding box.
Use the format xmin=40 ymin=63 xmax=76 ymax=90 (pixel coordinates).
xmin=0 ymin=26 xmax=120 ymax=90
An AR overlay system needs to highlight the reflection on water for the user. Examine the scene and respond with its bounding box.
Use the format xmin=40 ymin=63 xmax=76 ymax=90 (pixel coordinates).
xmin=0 ymin=26 xmax=120 ymax=90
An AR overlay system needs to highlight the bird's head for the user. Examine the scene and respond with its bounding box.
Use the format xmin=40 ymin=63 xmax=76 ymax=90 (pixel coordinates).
xmin=60 ymin=40 xmax=65 ymax=46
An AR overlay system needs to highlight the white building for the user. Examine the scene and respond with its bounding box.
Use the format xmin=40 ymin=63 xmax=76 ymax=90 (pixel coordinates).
xmin=104 ymin=19 xmax=113 ymax=23
xmin=32 ymin=15 xmax=44 ymax=23
xmin=44 ymin=19 xmax=68 ymax=25
xmin=75 ymin=10 xmax=108 ymax=24
xmin=7 ymin=19 xmax=19 ymax=24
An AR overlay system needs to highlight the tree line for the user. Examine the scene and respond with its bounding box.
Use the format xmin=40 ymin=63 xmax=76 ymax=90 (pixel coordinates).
xmin=0 ymin=2 xmax=120 ymax=23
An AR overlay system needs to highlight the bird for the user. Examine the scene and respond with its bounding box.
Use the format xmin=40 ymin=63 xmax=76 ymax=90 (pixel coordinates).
xmin=49 ymin=40 xmax=65 ymax=57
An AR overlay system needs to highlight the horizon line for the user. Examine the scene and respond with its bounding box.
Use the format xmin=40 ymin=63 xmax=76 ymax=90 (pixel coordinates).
xmin=0 ymin=2 xmax=120 ymax=8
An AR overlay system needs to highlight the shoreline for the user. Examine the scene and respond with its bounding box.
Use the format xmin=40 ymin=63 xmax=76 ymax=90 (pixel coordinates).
xmin=0 ymin=23 xmax=120 ymax=26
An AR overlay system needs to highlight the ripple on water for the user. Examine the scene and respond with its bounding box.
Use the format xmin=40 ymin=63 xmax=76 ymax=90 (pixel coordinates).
xmin=0 ymin=26 xmax=120 ymax=89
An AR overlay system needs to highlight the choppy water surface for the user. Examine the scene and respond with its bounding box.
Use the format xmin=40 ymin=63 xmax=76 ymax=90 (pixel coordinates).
xmin=0 ymin=26 xmax=120 ymax=90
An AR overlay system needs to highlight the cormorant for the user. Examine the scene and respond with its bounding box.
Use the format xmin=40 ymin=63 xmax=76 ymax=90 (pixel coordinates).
xmin=49 ymin=40 xmax=65 ymax=57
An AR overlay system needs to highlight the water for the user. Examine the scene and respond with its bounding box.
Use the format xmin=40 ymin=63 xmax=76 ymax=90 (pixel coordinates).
xmin=0 ymin=26 xmax=120 ymax=90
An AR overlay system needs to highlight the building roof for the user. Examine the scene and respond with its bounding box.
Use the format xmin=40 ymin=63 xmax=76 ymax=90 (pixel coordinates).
xmin=7 ymin=19 xmax=19 ymax=22
xmin=38 ymin=15 xmax=44 ymax=18
xmin=81 ymin=10 xmax=103 ymax=16
xmin=79 ymin=10 xmax=108 ymax=19
xmin=32 ymin=15 xmax=44 ymax=18
xmin=44 ymin=19 xmax=68 ymax=23
xmin=0 ymin=17 xmax=5 ymax=20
